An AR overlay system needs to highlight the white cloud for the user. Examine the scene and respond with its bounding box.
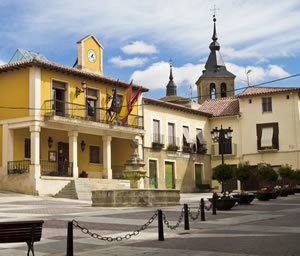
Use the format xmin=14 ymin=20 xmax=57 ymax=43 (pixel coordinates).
xmin=226 ymin=63 xmax=290 ymax=87
xmin=109 ymin=56 xmax=148 ymax=67
xmin=0 ymin=59 xmax=5 ymax=65
xmin=131 ymin=61 xmax=204 ymax=90
xmin=267 ymin=65 xmax=290 ymax=78
xmin=131 ymin=62 xmax=290 ymax=90
xmin=122 ymin=41 xmax=158 ymax=55
xmin=4 ymin=0 xmax=300 ymax=61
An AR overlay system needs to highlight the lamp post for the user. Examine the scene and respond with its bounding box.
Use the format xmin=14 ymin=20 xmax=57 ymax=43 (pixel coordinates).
xmin=211 ymin=125 xmax=233 ymax=164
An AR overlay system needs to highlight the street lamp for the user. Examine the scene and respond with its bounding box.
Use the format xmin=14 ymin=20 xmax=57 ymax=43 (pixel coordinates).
xmin=211 ymin=125 xmax=233 ymax=164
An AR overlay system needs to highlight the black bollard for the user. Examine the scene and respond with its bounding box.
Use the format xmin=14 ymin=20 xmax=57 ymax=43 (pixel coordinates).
xmin=158 ymin=210 xmax=164 ymax=241
xmin=66 ymin=221 xmax=73 ymax=256
xmin=184 ymin=204 xmax=190 ymax=230
xmin=201 ymin=199 xmax=205 ymax=221
xmin=212 ymin=196 xmax=217 ymax=215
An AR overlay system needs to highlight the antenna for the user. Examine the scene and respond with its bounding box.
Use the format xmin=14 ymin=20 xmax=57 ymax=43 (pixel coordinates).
xmin=185 ymin=83 xmax=194 ymax=99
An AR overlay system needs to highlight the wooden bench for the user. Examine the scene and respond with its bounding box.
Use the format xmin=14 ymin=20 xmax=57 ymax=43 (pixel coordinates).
xmin=0 ymin=220 xmax=44 ymax=256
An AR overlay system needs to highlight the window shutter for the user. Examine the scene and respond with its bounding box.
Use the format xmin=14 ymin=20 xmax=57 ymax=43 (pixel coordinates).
xmin=256 ymin=124 xmax=262 ymax=149
xmin=52 ymin=81 xmax=66 ymax=90
xmin=153 ymin=120 xmax=160 ymax=142
xmin=272 ymin=123 xmax=279 ymax=149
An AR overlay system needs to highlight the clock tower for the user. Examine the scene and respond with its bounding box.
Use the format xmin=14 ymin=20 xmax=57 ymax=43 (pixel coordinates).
xmin=76 ymin=35 xmax=104 ymax=75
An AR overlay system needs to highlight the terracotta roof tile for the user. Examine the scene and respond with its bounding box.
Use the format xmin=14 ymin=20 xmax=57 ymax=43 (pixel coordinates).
xmin=237 ymin=86 xmax=300 ymax=98
xmin=198 ymin=97 xmax=239 ymax=117
xmin=0 ymin=58 xmax=148 ymax=92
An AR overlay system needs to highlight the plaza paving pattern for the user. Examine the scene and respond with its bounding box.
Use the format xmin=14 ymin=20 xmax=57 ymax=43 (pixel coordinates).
xmin=0 ymin=191 xmax=299 ymax=255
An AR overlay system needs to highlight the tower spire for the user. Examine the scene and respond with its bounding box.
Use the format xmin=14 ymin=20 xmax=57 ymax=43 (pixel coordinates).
xmin=212 ymin=15 xmax=218 ymax=42
xmin=166 ymin=61 xmax=177 ymax=96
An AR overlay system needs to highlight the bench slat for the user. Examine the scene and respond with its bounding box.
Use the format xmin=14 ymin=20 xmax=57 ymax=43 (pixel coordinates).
xmin=0 ymin=220 xmax=44 ymax=244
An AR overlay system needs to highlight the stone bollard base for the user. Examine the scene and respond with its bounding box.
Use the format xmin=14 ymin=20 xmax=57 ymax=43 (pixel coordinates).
xmin=92 ymin=189 xmax=180 ymax=207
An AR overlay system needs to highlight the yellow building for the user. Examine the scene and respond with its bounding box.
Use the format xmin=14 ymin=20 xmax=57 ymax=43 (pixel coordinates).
xmin=0 ymin=35 xmax=148 ymax=196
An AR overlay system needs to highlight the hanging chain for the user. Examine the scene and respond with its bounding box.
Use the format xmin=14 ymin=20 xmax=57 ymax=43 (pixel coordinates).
xmin=204 ymin=200 xmax=212 ymax=211
xmin=188 ymin=201 xmax=201 ymax=220
xmin=162 ymin=206 xmax=184 ymax=230
xmin=72 ymin=210 xmax=158 ymax=242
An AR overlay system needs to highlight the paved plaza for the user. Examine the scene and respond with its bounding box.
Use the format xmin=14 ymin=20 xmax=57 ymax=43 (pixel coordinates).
xmin=0 ymin=191 xmax=299 ymax=256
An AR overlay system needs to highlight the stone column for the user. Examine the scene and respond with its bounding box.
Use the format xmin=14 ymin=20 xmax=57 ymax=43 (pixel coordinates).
xmin=68 ymin=131 xmax=79 ymax=178
xmin=2 ymin=124 xmax=14 ymax=176
xmin=102 ymin=136 xmax=112 ymax=179
xmin=135 ymin=135 xmax=143 ymax=160
xmin=30 ymin=125 xmax=41 ymax=194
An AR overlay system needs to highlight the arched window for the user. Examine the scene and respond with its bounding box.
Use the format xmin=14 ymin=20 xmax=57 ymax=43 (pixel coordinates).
xmin=210 ymin=83 xmax=216 ymax=99
xmin=221 ymin=83 xmax=227 ymax=97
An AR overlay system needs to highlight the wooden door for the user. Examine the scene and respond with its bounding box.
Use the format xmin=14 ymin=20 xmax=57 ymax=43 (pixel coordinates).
xmin=195 ymin=164 xmax=202 ymax=188
xmin=149 ymin=160 xmax=157 ymax=188
xmin=58 ymin=142 xmax=69 ymax=176
xmin=165 ymin=162 xmax=175 ymax=189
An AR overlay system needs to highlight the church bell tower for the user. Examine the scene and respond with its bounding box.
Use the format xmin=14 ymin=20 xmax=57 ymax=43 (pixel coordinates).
xmin=196 ymin=15 xmax=235 ymax=103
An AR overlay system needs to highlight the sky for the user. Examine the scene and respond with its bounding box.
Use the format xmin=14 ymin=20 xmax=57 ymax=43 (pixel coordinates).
xmin=0 ymin=0 xmax=300 ymax=99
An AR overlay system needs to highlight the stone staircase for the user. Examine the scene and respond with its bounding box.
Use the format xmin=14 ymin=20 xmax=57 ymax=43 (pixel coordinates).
xmin=54 ymin=178 xmax=130 ymax=200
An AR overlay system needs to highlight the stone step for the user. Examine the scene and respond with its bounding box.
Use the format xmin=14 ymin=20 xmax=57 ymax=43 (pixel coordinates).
xmin=54 ymin=179 xmax=131 ymax=200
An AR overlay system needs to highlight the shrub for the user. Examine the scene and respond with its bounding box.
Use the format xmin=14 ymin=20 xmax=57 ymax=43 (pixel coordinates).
xmin=167 ymin=144 xmax=179 ymax=151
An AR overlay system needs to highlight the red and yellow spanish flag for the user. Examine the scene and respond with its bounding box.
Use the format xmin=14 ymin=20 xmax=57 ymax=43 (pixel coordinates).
xmin=117 ymin=81 xmax=133 ymax=122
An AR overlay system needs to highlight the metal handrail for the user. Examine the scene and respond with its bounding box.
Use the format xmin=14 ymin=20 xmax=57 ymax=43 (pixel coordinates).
xmin=43 ymin=99 xmax=143 ymax=129
xmin=7 ymin=160 xmax=30 ymax=175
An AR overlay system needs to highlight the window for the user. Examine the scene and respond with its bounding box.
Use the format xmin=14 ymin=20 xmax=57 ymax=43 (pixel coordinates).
xmin=182 ymin=126 xmax=192 ymax=146
xmin=24 ymin=138 xmax=31 ymax=159
xmin=210 ymin=83 xmax=216 ymax=99
xmin=52 ymin=80 xmax=66 ymax=116
xmin=153 ymin=119 xmax=161 ymax=143
xmin=89 ymin=145 xmax=102 ymax=164
xmin=168 ymin=123 xmax=176 ymax=145
xmin=256 ymin=122 xmax=279 ymax=150
xmin=262 ymin=97 xmax=272 ymax=113
xmin=86 ymin=88 xmax=98 ymax=120
xmin=221 ymin=83 xmax=227 ymax=97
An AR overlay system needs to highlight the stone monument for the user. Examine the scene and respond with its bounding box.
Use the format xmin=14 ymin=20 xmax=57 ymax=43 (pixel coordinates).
xmin=123 ymin=139 xmax=146 ymax=188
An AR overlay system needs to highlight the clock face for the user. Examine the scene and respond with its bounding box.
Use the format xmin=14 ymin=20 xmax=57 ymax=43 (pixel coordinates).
xmin=88 ymin=49 xmax=96 ymax=63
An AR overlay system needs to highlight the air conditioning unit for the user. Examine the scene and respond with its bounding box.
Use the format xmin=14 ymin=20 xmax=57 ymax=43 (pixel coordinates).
xmin=211 ymin=143 xmax=219 ymax=156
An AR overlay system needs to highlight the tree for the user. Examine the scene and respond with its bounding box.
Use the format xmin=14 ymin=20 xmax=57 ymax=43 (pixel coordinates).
xmin=257 ymin=163 xmax=278 ymax=186
xmin=278 ymin=164 xmax=293 ymax=185
xmin=291 ymin=169 xmax=300 ymax=183
xmin=212 ymin=164 xmax=233 ymax=193
xmin=235 ymin=162 xmax=252 ymax=191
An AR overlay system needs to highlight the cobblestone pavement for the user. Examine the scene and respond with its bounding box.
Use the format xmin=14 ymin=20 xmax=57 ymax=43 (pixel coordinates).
xmin=0 ymin=191 xmax=299 ymax=256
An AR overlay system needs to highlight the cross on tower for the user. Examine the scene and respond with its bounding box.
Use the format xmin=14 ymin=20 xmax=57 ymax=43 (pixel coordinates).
xmin=210 ymin=4 xmax=220 ymax=18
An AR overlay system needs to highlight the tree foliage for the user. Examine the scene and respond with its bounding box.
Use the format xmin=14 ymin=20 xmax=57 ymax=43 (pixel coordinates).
xmin=257 ymin=163 xmax=278 ymax=182
xmin=278 ymin=164 xmax=293 ymax=179
xmin=291 ymin=169 xmax=300 ymax=181
xmin=235 ymin=162 xmax=252 ymax=182
xmin=212 ymin=164 xmax=233 ymax=184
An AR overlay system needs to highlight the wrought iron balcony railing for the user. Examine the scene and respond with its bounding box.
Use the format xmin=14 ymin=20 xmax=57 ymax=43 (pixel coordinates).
xmin=42 ymin=99 xmax=143 ymax=129
xmin=7 ymin=160 xmax=30 ymax=175
xmin=41 ymin=160 xmax=73 ymax=177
